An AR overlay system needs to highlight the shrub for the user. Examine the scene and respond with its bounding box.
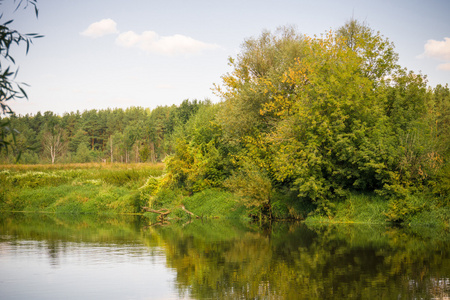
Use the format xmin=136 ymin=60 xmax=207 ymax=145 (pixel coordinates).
xmin=385 ymin=194 xmax=426 ymax=223
xmin=139 ymin=176 xmax=162 ymax=208
xmin=183 ymin=188 xmax=249 ymax=219
xmin=223 ymin=161 xmax=272 ymax=215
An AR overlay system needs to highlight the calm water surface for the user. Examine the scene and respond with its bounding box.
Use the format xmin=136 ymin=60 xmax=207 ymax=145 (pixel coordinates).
xmin=1 ymin=213 xmax=449 ymax=299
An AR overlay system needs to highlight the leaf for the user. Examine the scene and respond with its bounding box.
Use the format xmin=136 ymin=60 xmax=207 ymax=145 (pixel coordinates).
xmin=3 ymin=20 xmax=14 ymax=26
xmin=18 ymin=85 xmax=28 ymax=99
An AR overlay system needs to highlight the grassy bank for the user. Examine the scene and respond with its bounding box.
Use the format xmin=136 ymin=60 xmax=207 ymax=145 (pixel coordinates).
xmin=143 ymin=188 xmax=252 ymax=223
xmin=1 ymin=163 xmax=448 ymax=228
xmin=0 ymin=163 xmax=252 ymax=220
xmin=0 ymin=163 xmax=164 ymax=214
xmin=304 ymin=192 xmax=450 ymax=228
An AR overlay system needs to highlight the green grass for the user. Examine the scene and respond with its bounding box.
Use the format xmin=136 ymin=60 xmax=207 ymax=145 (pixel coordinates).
xmin=143 ymin=188 xmax=251 ymax=222
xmin=0 ymin=163 xmax=164 ymax=215
xmin=304 ymin=191 xmax=450 ymax=228
xmin=183 ymin=188 xmax=250 ymax=220
xmin=1 ymin=164 xmax=251 ymax=220
xmin=305 ymin=192 xmax=389 ymax=225
xmin=3 ymin=163 xmax=447 ymax=227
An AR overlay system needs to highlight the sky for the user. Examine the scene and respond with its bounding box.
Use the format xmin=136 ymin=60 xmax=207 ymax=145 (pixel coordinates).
xmin=3 ymin=0 xmax=450 ymax=116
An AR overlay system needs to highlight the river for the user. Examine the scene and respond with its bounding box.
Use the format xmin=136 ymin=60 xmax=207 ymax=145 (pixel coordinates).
xmin=1 ymin=213 xmax=449 ymax=299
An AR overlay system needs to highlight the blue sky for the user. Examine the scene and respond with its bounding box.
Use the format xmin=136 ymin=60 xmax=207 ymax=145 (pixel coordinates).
xmin=4 ymin=0 xmax=450 ymax=115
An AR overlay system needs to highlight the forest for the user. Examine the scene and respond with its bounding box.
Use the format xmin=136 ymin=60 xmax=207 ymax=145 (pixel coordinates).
xmin=1 ymin=21 xmax=450 ymax=224
xmin=0 ymin=100 xmax=208 ymax=164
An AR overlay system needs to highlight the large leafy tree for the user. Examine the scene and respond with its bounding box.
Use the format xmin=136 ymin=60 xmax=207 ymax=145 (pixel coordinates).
xmin=263 ymin=28 xmax=397 ymax=213
xmin=212 ymin=20 xmax=441 ymax=216
xmin=215 ymin=26 xmax=305 ymax=149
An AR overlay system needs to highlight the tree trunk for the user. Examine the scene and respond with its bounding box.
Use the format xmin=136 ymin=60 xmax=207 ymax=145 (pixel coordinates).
xmin=150 ymin=142 xmax=155 ymax=163
xmin=110 ymin=136 xmax=113 ymax=163
xmin=51 ymin=145 xmax=55 ymax=164
xmin=135 ymin=143 xmax=139 ymax=163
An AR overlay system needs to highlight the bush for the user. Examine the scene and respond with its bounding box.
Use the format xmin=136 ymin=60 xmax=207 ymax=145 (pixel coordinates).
xmin=183 ymin=188 xmax=249 ymax=219
xmin=151 ymin=188 xmax=184 ymax=209
xmin=433 ymin=162 xmax=450 ymax=200
xmin=270 ymin=189 xmax=313 ymax=220
xmin=73 ymin=144 xmax=93 ymax=163
xmin=139 ymin=176 xmax=162 ymax=208
xmin=385 ymin=194 xmax=426 ymax=223
xmin=223 ymin=161 xmax=272 ymax=215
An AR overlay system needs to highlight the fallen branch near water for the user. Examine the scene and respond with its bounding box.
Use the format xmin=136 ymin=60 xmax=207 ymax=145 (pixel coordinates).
xmin=143 ymin=207 xmax=171 ymax=216
xmin=143 ymin=205 xmax=199 ymax=220
xmin=180 ymin=204 xmax=196 ymax=217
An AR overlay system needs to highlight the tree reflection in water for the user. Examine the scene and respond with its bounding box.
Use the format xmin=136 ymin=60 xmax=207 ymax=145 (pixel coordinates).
xmin=147 ymin=221 xmax=450 ymax=299
xmin=1 ymin=213 xmax=449 ymax=299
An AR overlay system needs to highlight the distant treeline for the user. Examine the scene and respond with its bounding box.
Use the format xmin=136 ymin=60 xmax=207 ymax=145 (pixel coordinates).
xmin=1 ymin=99 xmax=210 ymax=164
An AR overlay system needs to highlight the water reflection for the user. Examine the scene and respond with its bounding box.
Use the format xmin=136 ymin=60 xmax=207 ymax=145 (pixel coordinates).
xmin=1 ymin=213 xmax=449 ymax=299
xmin=147 ymin=221 xmax=450 ymax=299
xmin=0 ymin=213 xmax=179 ymax=300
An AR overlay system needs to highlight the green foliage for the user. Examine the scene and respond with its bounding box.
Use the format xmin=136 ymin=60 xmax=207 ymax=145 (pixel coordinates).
xmin=382 ymin=188 xmax=449 ymax=225
xmin=73 ymin=143 xmax=93 ymax=163
xmin=0 ymin=100 xmax=209 ymax=164
xmin=336 ymin=19 xmax=398 ymax=79
xmin=305 ymin=192 xmax=388 ymax=224
xmin=209 ymin=20 xmax=448 ymax=222
xmin=433 ymin=162 xmax=450 ymax=199
xmin=183 ymin=188 xmax=250 ymax=220
xmin=1 ymin=20 xmax=448 ymax=224
xmin=69 ymin=129 xmax=89 ymax=153
xmin=140 ymin=176 xmax=161 ymax=196
xmin=164 ymin=104 xmax=231 ymax=193
xmin=7 ymin=170 xmax=69 ymax=187
xmin=223 ymin=160 xmax=272 ymax=215
xmin=270 ymin=188 xmax=314 ymax=220
xmin=139 ymin=175 xmax=162 ymax=208
xmin=0 ymin=164 xmax=164 ymax=214
xmin=150 ymin=187 xmax=184 ymax=209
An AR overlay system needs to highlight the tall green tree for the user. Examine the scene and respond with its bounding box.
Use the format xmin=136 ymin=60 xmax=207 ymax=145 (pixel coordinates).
xmin=210 ymin=21 xmax=442 ymax=217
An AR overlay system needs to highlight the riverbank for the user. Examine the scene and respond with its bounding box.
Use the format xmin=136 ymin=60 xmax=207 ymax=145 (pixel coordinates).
xmin=0 ymin=163 xmax=164 ymax=214
xmin=0 ymin=164 xmax=252 ymax=220
xmin=1 ymin=164 xmax=448 ymax=227
xmin=304 ymin=192 xmax=450 ymax=228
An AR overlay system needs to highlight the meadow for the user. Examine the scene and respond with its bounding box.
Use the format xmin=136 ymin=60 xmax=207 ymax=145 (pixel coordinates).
xmin=0 ymin=163 xmax=164 ymax=214
xmin=0 ymin=163 xmax=252 ymax=222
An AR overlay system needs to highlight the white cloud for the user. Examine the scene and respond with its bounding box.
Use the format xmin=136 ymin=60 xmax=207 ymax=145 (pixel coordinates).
xmin=419 ymin=37 xmax=450 ymax=71
xmin=115 ymin=30 xmax=219 ymax=55
xmin=82 ymin=19 xmax=219 ymax=55
xmin=81 ymin=19 xmax=119 ymax=38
